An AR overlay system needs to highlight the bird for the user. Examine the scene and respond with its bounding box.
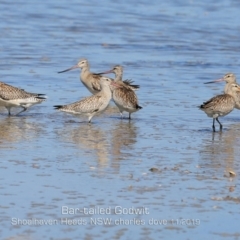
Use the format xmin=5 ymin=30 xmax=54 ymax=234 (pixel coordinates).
xmin=0 ymin=81 xmax=46 ymax=115
xmin=110 ymin=80 xmax=142 ymax=119
xmin=204 ymin=72 xmax=237 ymax=93
xmin=97 ymin=65 xmax=142 ymax=119
xmin=97 ymin=65 xmax=140 ymax=91
xmin=58 ymin=58 xmax=103 ymax=94
xmin=199 ymin=83 xmax=240 ymax=132
xmin=204 ymin=73 xmax=240 ymax=109
xmin=54 ymin=77 xmax=116 ymax=123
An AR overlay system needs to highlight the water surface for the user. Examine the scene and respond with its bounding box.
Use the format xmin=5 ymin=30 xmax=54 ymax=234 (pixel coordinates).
xmin=0 ymin=0 xmax=240 ymax=239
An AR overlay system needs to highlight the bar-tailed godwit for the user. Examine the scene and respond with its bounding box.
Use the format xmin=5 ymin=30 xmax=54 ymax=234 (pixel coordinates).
xmin=204 ymin=73 xmax=240 ymax=109
xmin=54 ymin=77 xmax=116 ymax=123
xmin=98 ymin=65 xmax=140 ymax=91
xmin=199 ymin=83 xmax=240 ymax=131
xmin=58 ymin=58 xmax=103 ymax=94
xmin=204 ymin=73 xmax=237 ymax=93
xmin=0 ymin=82 xmax=46 ymax=115
xmin=98 ymin=65 xmax=142 ymax=119
xmin=110 ymin=81 xmax=142 ymax=119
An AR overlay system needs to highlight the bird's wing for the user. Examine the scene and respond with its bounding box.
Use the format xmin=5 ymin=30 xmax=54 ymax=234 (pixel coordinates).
xmin=91 ymin=75 xmax=102 ymax=92
xmin=200 ymin=94 xmax=234 ymax=113
xmin=114 ymin=87 xmax=139 ymax=108
xmin=69 ymin=95 xmax=105 ymax=113
xmin=0 ymin=82 xmax=37 ymax=100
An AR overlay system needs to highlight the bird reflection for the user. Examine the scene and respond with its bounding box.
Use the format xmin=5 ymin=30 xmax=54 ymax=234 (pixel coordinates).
xmin=54 ymin=119 xmax=138 ymax=170
xmin=56 ymin=123 xmax=110 ymax=167
xmin=110 ymin=120 xmax=138 ymax=164
xmin=0 ymin=116 xmax=43 ymax=145
xmin=199 ymin=123 xmax=240 ymax=173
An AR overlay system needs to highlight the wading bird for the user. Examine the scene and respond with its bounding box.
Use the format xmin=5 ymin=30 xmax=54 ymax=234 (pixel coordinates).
xmin=54 ymin=77 xmax=117 ymax=123
xmin=199 ymin=83 xmax=240 ymax=131
xmin=0 ymin=82 xmax=46 ymax=115
xmin=58 ymin=58 xmax=105 ymax=94
xmin=204 ymin=73 xmax=240 ymax=109
xmin=111 ymin=82 xmax=142 ymax=119
xmin=98 ymin=65 xmax=139 ymax=91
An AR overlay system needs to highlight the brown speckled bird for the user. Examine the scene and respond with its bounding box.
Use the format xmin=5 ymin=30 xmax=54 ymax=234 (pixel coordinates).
xmin=110 ymin=81 xmax=142 ymax=119
xmin=0 ymin=82 xmax=46 ymax=115
xmin=199 ymin=83 xmax=240 ymax=131
xmin=204 ymin=73 xmax=240 ymax=109
xmin=54 ymin=77 xmax=116 ymax=123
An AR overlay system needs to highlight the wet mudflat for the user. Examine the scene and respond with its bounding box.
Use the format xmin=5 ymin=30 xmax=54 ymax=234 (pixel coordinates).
xmin=0 ymin=1 xmax=240 ymax=239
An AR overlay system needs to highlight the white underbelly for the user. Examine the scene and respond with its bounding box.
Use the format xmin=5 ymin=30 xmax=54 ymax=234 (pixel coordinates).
xmin=0 ymin=98 xmax=21 ymax=107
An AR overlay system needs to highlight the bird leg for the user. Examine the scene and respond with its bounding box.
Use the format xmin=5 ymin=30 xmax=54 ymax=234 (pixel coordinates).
xmin=5 ymin=107 xmax=11 ymax=116
xmin=16 ymin=107 xmax=27 ymax=116
xmin=119 ymin=112 xmax=123 ymax=119
xmin=212 ymin=118 xmax=215 ymax=132
xmin=88 ymin=116 xmax=93 ymax=123
xmin=129 ymin=113 xmax=131 ymax=120
xmin=216 ymin=117 xmax=223 ymax=131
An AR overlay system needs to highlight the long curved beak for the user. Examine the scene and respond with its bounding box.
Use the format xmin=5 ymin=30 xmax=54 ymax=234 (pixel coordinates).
xmin=110 ymin=81 xmax=122 ymax=88
xmin=97 ymin=69 xmax=114 ymax=75
xmin=58 ymin=65 xmax=79 ymax=73
xmin=204 ymin=78 xmax=225 ymax=84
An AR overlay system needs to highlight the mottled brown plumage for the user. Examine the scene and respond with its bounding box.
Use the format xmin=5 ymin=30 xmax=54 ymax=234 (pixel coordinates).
xmin=199 ymin=83 xmax=240 ymax=131
xmin=0 ymin=82 xmax=46 ymax=115
xmin=54 ymin=77 xmax=114 ymax=123
xmin=200 ymin=94 xmax=235 ymax=116
xmin=204 ymin=73 xmax=240 ymax=109
xmin=0 ymin=82 xmax=42 ymax=100
xmin=111 ymin=81 xmax=142 ymax=119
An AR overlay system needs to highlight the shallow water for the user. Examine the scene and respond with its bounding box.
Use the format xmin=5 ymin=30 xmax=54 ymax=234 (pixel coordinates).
xmin=1 ymin=0 xmax=240 ymax=239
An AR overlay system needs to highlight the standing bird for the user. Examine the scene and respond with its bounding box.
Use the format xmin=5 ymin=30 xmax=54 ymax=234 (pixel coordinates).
xmin=98 ymin=65 xmax=142 ymax=119
xmin=54 ymin=77 xmax=116 ymax=123
xmin=204 ymin=72 xmax=237 ymax=93
xmin=98 ymin=65 xmax=140 ymax=91
xmin=58 ymin=58 xmax=103 ymax=94
xmin=204 ymin=73 xmax=240 ymax=109
xmin=199 ymin=83 xmax=240 ymax=131
xmin=111 ymin=82 xmax=142 ymax=119
xmin=0 ymin=82 xmax=46 ymax=115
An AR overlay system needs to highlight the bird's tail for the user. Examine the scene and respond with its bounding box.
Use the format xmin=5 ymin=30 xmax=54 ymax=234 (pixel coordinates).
xmin=54 ymin=105 xmax=63 ymax=110
xmin=36 ymin=96 xmax=47 ymax=100
xmin=123 ymin=79 xmax=140 ymax=90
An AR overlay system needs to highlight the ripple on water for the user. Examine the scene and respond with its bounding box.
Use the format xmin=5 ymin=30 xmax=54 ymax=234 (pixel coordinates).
xmin=1 ymin=0 xmax=240 ymax=239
